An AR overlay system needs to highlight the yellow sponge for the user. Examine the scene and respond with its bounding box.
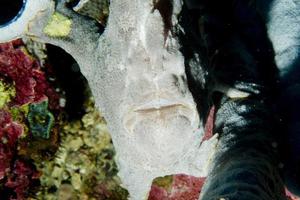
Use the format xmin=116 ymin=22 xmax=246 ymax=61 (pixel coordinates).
xmin=44 ymin=12 xmax=72 ymax=37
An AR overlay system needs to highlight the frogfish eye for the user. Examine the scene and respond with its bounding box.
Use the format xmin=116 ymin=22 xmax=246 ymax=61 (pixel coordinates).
xmin=0 ymin=0 xmax=26 ymax=26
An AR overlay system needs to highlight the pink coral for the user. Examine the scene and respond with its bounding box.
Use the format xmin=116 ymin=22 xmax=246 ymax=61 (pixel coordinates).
xmin=149 ymin=175 xmax=206 ymax=200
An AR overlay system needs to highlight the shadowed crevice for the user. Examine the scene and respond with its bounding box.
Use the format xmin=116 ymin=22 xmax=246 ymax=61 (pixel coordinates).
xmin=46 ymin=44 xmax=90 ymax=120
xmin=153 ymin=0 xmax=173 ymax=41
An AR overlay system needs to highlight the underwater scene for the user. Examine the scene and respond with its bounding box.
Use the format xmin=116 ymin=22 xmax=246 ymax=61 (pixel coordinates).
xmin=0 ymin=0 xmax=300 ymax=200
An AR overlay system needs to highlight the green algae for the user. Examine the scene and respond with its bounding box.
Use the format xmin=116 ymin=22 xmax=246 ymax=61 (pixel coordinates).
xmin=0 ymin=81 xmax=15 ymax=109
xmin=27 ymin=100 xmax=54 ymax=139
xmin=11 ymin=104 xmax=29 ymax=120
xmin=152 ymin=175 xmax=174 ymax=192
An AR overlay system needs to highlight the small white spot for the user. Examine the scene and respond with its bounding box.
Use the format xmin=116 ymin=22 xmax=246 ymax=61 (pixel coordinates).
xmin=59 ymin=98 xmax=66 ymax=108
xmin=226 ymin=88 xmax=250 ymax=99
xmin=278 ymin=163 xmax=284 ymax=169
xmin=272 ymin=142 xmax=278 ymax=148
xmin=1 ymin=137 xmax=8 ymax=144
xmin=215 ymin=84 xmax=250 ymax=99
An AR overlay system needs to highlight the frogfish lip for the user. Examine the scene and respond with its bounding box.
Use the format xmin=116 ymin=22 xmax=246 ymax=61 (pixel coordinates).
xmin=133 ymin=99 xmax=186 ymax=113
xmin=123 ymin=98 xmax=199 ymax=134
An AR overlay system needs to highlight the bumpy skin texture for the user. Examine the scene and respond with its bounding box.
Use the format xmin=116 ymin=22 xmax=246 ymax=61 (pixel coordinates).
xmin=182 ymin=1 xmax=286 ymax=199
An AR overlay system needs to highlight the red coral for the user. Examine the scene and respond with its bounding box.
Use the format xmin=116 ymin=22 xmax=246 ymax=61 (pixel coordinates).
xmin=0 ymin=40 xmax=55 ymax=200
xmin=0 ymin=40 xmax=60 ymax=109
xmin=149 ymin=185 xmax=168 ymax=200
xmin=0 ymin=109 xmax=40 ymax=200
xmin=0 ymin=110 xmax=23 ymax=146
xmin=0 ymin=110 xmax=23 ymax=180
xmin=149 ymin=175 xmax=206 ymax=200
xmin=5 ymin=160 xmax=40 ymax=200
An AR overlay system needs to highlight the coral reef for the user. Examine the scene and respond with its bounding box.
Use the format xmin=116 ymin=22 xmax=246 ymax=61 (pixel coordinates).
xmin=0 ymin=81 xmax=15 ymax=109
xmin=0 ymin=40 xmax=60 ymax=107
xmin=0 ymin=40 xmax=60 ymax=199
xmin=149 ymin=175 xmax=206 ymax=200
xmin=0 ymin=103 xmax=40 ymax=200
xmin=35 ymin=97 xmax=128 ymax=200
